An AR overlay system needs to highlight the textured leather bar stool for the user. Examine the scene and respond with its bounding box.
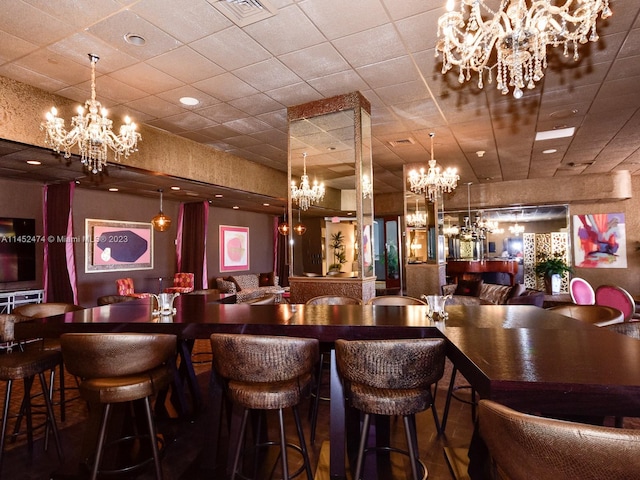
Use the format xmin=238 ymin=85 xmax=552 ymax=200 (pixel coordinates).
xmin=13 ymin=302 xmax=84 ymax=422
xmin=0 ymin=314 xmax=64 ymax=474
xmin=336 ymin=338 xmax=446 ymax=480
xmin=306 ymin=295 xmax=363 ymax=445
xmin=210 ymin=333 xmax=318 ymax=480
xmin=60 ymin=333 xmax=176 ymax=480
xmin=478 ymin=399 xmax=640 ymax=480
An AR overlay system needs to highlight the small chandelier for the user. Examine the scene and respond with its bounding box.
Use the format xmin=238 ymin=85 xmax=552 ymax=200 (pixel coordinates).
xmin=42 ymin=53 xmax=141 ymax=174
xmin=509 ymin=212 xmax=525 ymax=236
xmin=406 ymin=199 xmax=427 ymax=228
xmin=151 ymin=189 xmax=171 ymax=232
xmin=291 ymin=152 xmax=325 ymax=211
xmin=408 ymin=133 xmax=459 ymax=202
xmin=436 ymin=0 xmax=612 ymax=99
xmin=362 ymin=174 xmax=373 ymax=199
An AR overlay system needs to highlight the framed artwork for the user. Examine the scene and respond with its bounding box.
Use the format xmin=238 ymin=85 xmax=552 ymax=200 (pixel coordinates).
xmin=220 ymin=225 xmax=249 ymax=272
xmin=573 ymin=213 xmax=627 ymax=268
xmin=85 ymin=219 xmax=153 ymax=273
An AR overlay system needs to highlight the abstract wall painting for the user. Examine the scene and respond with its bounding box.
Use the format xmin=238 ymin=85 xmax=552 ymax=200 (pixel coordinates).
xmin=573 ymin=213 xmax=627 ymax=268
xmin=220 ymin=225 xmax=249 ymax=272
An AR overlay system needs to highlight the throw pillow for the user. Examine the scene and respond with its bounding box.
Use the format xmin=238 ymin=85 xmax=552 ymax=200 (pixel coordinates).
xmin=226 ymin=276 xmax=242 ymax=292
xmin=454 ymin=279 xmax=483 ymax=297
xmin=259 ymin=272 xmax=275 ymax=287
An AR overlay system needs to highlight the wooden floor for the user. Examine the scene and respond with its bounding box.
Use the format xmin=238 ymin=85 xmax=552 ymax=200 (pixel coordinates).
xmin=1 ymin=340 xmax=478 ymax=480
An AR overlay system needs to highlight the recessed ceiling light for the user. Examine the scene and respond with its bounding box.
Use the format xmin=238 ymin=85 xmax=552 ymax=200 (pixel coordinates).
xmin=543 ymin=149 xmax=558 ymax=154
xmin=124 ymin=33 xmax=146 ymax=46
xmin=108 ymin=188 xmax=119 ymax=192
xmin=26 ymin=160 xmax=41 ymax=165
xmin=170 ymin=186 xmax=180 ymax=190
xmin=232 ymin=206 xmax=239 ymax=209
xmin=476 ymin=150 xmax=485 ymax=158
xmin=263 ymin=203 xmax=270 ymax=206
xmin=215 ymin=194 xmax=223 ymax=198
xmin=179 ymin=97 xmax=199 ymax=106
xmin=535 ymin=127 xmax=575 ymax=141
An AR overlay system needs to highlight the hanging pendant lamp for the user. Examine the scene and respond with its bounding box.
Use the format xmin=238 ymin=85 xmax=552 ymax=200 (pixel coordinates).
xmin=277 ymin=205 xmax=289 ymax=235
xmin=151 ymin=189 xmax=171 ymax=232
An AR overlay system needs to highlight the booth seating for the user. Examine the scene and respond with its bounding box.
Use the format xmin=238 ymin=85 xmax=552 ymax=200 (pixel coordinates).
xmin=215 ymin=272 xmax=281 ymax=303
xmin=442 ymin=280 xmax=538 ymax=305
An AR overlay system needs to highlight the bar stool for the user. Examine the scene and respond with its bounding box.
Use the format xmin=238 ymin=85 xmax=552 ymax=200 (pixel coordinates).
xmin=335 ymin=338 xmax=446 ymax=480
xmin=306 ymin=295 xmax=363 ymax=445
xmin=0 ymin=314 xmax=64 ymax=474
xmin=210 ymin=333 xmax=318 ymax=480
xmin=13 ymin=302 xmax=84 ymax=422
xmin=60 ymin=333 xmax=176 ymax=480
xmin=478 ymin=399 xmax=640 ymax=479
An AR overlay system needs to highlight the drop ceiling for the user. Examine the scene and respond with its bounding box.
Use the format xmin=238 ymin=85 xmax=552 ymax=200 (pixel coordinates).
xmin=0 ymin=0 xmax=639 ymax=215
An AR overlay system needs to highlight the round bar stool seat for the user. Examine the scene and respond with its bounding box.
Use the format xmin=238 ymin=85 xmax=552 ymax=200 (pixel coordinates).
xmin=60 ymin=333 xmax=176 ymax=480
xmin=336 ymin=338 xmax=446 ymax=480
xmin=210 ymin=333 xmax=318 ymax=480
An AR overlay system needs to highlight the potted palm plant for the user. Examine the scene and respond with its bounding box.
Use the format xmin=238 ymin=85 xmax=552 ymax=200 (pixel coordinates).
xmin=534 ymin=252 xmax=573 ymax=294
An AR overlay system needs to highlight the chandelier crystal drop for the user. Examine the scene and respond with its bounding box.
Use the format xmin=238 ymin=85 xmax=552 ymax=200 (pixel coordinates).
xmin=408 ymin=133 xmax=459 ymax=202
xmin=291 ymin=153 xmax=325 ymax=211
xmin=42 ymin=54 xmax=141 ymax=174
xmin=436 ymin=0 xmax=612 ymax=98
xmin=406 ymin=199 xmax=428 ymax=228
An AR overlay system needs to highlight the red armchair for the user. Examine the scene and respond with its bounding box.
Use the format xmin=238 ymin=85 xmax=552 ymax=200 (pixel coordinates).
xmin=115 ymin=278 xmax=151 ymax=298
xmin=164 ymin=273 xmax=195 ymax=294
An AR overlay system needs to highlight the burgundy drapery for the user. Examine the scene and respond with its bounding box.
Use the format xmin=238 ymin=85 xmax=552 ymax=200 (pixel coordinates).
xmin=275 ymin=216 xmax=289 ymax=287
xmin=175 ymin=202 xmax=208 ymax=290
xmin=43 ymin=182 xmax=77 ymax=303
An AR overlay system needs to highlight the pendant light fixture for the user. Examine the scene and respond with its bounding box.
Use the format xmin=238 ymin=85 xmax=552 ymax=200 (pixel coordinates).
xmin=277 ymin=205 xmax=289 ymax=235
xmin=293 ymin=208 xmax=306 ymax=236
xmin=151 ymin=189 xmax=171 ymax=232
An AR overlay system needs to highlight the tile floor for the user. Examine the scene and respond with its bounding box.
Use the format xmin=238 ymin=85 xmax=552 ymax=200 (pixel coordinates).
xmin=1 ymin=340 xmax=478 ymax=480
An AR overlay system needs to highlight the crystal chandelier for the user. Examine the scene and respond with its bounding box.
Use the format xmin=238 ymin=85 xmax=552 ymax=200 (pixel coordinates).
xmin=436 ymin=0 xmax=612 ymax=98
xmin=291 ymin=153 xmax=325 ymax=211
xmin=408 ymin=133 xmax=459 ymax=202
xmin=362 ymin=174 xmax=373 ymax=199
xmin=42 ymin=54 xmax=141 ymax=174
xmin=406 ymin=199 xmax=428 ymax=228
xmin=509 ymin=212 xmax=525 ymax=236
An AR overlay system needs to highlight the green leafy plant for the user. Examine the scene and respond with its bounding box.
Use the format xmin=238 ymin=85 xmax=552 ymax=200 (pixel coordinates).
xmin=534 ymin=251 xmax=573 ymax=278
xmin=329 ymin=231 xmax=347 ymax=272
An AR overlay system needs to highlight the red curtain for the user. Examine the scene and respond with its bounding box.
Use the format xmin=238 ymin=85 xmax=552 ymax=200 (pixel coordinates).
xmin=176 ymin=202 xmax=208 ymax=290
xmin=43 ymin=182 xmax=77 ymax=303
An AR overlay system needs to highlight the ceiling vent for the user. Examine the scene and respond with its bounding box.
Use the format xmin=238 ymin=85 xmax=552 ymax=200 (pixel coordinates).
xmin=388 ymin=138 xmax=416 ymax=148
xmin=210 ymin=0 xmax=277 ymax=27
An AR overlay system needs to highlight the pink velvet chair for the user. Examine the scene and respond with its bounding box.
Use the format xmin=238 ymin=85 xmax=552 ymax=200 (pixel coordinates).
xmin=115 ymin=278 xmax=151 ymax=298
xmin=595 ymin=285 xmax=637 ymax=322
xmin=164 ymin=272 xmax=195 ymax=294
xmin=570 ymin=277 xmax=595 ymax=305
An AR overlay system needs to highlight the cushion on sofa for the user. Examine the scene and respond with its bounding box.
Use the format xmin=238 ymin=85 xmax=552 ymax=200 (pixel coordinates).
xmin=216 ymin=278 xmax=236 ymax=294
xmin=480 ymin=283 xmax=514 ymax=305
xmin=231 ymin=274 xmax=259 ymax=290
xmin=455 ymin=279 xmax=483 ymax=297
xmin=259 ymin=272 xmax=276 ymax=287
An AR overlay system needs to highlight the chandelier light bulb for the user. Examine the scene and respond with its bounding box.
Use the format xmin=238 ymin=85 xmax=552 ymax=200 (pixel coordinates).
xmin=41 ymin=53 xmax=141 ymax=174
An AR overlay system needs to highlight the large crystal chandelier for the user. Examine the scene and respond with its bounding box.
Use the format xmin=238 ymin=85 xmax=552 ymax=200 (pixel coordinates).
xmin=509 ymin=212 xmax=525 ymax=235
xmin=408 ymin=133 xmax=459 ymax=202
xmin=42 ymin=54 xmax=141 ymax=174
xmin=291 ymin=153 xmax=325 ymax=211
xmin=406 ymin=199 xmax=428 ymax=228
xmin=436 ymin=0 xmax=612 ymax=98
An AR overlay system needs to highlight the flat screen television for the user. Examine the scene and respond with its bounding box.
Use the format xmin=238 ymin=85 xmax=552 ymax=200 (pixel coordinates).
xmin=0 ymin=217 xmax=37 ymax=283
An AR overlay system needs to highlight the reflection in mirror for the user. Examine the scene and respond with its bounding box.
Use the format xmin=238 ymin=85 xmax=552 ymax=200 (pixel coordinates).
xmin=287 ymin=92 xmax=374 ymax=281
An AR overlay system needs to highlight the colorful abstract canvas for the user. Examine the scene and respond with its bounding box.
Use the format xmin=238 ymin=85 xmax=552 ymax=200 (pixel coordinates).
xmin=573 ymin=213 xmax=627 ymax=268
